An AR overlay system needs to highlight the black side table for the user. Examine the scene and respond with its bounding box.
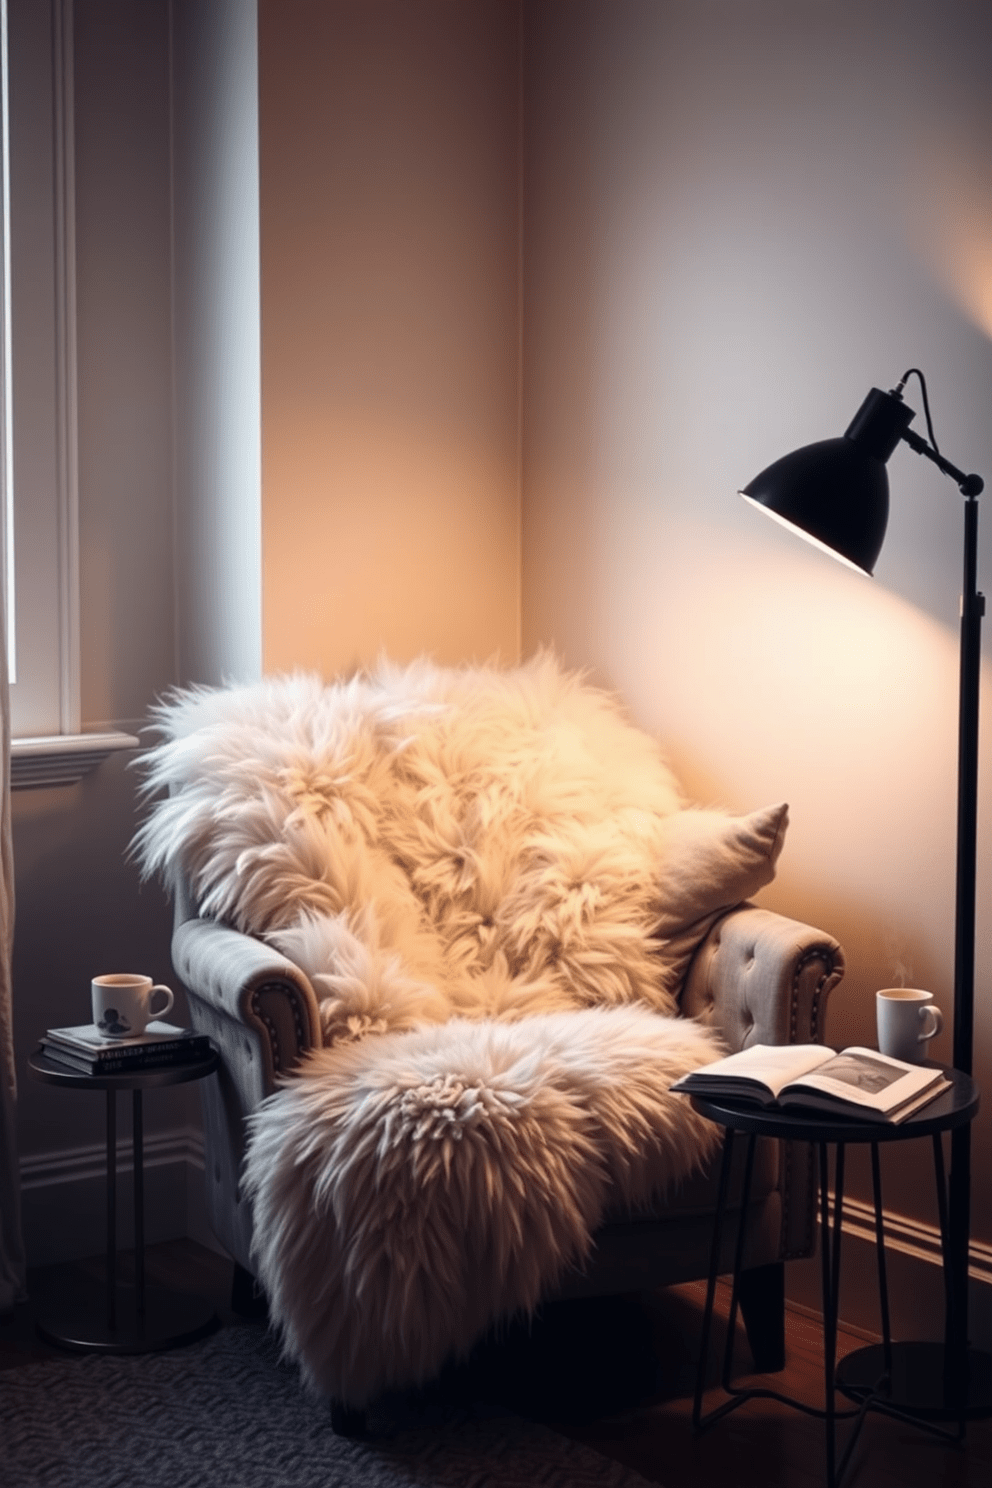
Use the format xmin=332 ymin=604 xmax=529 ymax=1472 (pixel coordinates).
xmin=690 ymin=1069 xmax=984 ymax=1488
xmin=28 ymin=1047 xmax=221 ymax=1354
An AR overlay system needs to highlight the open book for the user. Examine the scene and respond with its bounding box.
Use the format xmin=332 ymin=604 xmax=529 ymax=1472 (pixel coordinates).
xmin=671 ymin=1044 xmax=951 ymax=1124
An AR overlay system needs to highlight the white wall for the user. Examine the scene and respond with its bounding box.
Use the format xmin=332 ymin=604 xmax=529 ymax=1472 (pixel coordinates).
xmin=522 ymin=0 xmax=992 ymax=1336
xmin=258 ymin=0 xmax=521 ymax=676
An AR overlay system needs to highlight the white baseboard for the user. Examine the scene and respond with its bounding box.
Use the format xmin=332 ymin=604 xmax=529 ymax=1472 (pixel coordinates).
xmin=19 ymin=1126 xmax=229 ymax=1267
xmin=786 ymin=1193 xmax=992 ymax=1352
xmin=839 ymin=1192 xmax=992 ymax=1283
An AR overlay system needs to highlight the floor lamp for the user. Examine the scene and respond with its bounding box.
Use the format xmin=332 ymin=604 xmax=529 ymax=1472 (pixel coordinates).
xmin=741 ymin=369 xmax=991 ymax=1417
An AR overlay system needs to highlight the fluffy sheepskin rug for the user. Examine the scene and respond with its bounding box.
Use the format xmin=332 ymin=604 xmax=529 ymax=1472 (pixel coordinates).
xmin=243 ymin=1008 xmax=721 ymax=1405
xmin=135 ymin=655 xmax=743 ymax=1404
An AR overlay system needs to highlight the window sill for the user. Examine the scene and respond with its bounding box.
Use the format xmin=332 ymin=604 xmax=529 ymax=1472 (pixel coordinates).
xmin=10 ymin=731 xmax=140 ymax=790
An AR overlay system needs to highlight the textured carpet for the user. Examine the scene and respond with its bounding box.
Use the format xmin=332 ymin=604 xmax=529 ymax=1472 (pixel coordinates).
xmin=0 ymin=1323 xmax=659 ymax=1487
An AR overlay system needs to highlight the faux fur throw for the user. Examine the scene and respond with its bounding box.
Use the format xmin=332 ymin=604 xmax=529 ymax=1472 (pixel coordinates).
xmin=242 ymin=1009 xmax=722 ymax=1406
xmin=135 ymin=655 xmax=787 ymax=1404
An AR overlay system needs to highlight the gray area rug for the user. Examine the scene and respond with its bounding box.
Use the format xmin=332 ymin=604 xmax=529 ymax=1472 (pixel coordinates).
xmin=0 ymin=1324 xmax=658 ymax=1488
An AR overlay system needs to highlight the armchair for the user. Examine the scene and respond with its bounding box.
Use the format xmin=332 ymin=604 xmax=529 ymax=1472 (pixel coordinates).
xmin=138 ymin=658 xmax=845 ymax=1424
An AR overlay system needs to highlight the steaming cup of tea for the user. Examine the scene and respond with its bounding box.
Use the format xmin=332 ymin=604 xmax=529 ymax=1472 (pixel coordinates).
xmin=91 ymin=974 xmax=175 ymax=1039
xmin=876 ymin=988 xmax=943 ymax=1064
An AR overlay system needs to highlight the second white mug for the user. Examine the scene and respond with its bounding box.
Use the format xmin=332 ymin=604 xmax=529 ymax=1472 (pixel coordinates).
xmin=92 ymin=974 xmax=174 ymax=1039
xmin=876 ymin=987 xmax=943 ymax=1064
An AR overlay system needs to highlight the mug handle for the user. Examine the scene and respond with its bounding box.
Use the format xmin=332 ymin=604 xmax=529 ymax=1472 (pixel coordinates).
xmin=919 ymin=1005 xmax=943 ymax=1042
xmin=149 ymin=984 xmax=175 ymax=1021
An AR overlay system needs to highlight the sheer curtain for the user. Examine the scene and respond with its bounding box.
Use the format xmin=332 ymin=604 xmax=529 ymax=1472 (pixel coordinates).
xmin=0 ymin=0 xmax=23 ymax=1302
xmin=0 ymin=565 xmax=23 ymax=1312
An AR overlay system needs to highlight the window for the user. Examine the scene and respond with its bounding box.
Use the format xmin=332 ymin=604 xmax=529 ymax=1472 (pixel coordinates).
xmin=7 ymin=0 xmax=77 ymax=741
xmin=5 ymin=0 xmax=134 ymax=786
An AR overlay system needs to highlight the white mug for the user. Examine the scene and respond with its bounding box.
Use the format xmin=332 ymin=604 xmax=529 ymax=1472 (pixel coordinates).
xmin=92 ymin=974 xmax=175 ymax=1039
xmin=876 ymin=988 xmax=943 ymax=1064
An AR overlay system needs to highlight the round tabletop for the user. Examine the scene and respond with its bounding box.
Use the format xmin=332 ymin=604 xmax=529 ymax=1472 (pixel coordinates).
xmin=691 ymin=1065 xmax=979 ymax=1144
xmin=28 ymin=1047 xmax=218 ymax=1092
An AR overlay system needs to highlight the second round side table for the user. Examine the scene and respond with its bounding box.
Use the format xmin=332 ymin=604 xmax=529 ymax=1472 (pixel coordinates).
xmin=690 ymin=1068 xmax=984 ymax=1488
xmin=28 ymin=1047 xmax=221 ymax=1354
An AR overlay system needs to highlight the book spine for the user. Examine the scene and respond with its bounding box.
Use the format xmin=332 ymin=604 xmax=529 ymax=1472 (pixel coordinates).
xmin=97 ymin=1043 xmax=211 ymax=1066
xmin=46 ymin=1038 xmax=211 ymax=1065
xmin=42 ymin=1044 xmax=212 ymax=1075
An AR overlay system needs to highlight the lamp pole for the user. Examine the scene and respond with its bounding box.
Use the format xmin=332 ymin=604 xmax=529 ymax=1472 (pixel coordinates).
xmin=860 ymin=416 xmax=985 ymax=1413
xmin=954 ymin=488 xmax=982 ymax=1082
xmin=947 ymin=485 xmax=983 ymax=1404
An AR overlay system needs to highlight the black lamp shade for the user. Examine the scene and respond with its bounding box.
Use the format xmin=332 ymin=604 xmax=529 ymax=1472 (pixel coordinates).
xmin=741 ymin=437 xmax=890 ymax=575
xmin=740 ymin=387 xmax=916 ymax=576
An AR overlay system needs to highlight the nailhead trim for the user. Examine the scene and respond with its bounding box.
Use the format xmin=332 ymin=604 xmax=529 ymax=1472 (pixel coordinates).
xmin=249 ymin=980 xmax=310 ymax=1075
xmin=781 ymin=946 xmax=843 ymax=1259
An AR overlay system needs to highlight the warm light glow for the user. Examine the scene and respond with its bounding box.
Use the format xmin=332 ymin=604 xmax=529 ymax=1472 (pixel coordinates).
xmin=911 ymin=145 xmax=992 ymax=342
xmin=739 ymin=494 xmax=871 ymax=576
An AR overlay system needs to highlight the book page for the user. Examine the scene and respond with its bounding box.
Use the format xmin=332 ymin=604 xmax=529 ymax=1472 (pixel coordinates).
xmin=784 ymin=1047 xmax=941 ymax=1112
xmin=672 ymin=1042 xmax=835 ymax=1099
xmin=809 ymin=1051 xmax=906 ymax=1095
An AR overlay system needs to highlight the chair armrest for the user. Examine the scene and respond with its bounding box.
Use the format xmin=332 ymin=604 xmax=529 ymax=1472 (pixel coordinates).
xmin=681 ymin=904 xmax=845 ymax=1052
xmin=171 ymin=917 xmax=321 ymax=1270
xmin=172 ymin=917 xmax=321 ymax=1096
xmin=681 ymin=904 xmax=845 ymax=1263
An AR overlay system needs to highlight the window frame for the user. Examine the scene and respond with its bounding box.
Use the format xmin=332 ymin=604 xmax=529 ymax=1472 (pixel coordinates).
xmin=6 ymin=0 xmax=134 ymax=786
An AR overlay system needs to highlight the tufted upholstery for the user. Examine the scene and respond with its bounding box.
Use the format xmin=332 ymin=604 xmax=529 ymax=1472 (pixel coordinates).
xmin=682 ymin=905 xmax=839 ymax=1051
xmin=679 ymin=904 xmax=844 ymax=1264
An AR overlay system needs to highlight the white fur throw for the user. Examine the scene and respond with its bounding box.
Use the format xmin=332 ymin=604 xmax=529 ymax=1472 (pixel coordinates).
xmin=242 ymin=1009 xmax=722 ymax=1405
xmin=134 ymin=655 xmax=787 ymax=1404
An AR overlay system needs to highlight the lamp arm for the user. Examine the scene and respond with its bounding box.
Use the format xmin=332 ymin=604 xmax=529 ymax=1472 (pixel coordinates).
xmin=899 ymin=425 xmax=985 ymax=498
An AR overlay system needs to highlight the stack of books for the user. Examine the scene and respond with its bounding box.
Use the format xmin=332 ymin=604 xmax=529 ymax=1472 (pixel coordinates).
xmin=39 ymin=1021 xmax=213 ymax=1076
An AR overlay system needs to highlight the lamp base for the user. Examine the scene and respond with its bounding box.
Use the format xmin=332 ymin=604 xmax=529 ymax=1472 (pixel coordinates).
xmin=836 ymin=1341 xmax=992 ymax=1420
xmin=34 ymin=1275 xmax=219 ymax=1355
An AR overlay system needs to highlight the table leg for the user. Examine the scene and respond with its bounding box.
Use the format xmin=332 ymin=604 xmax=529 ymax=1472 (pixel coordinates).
xmin=932 ymin=1132 xmax=953 ymax=1346
xmin=133 ymin=1089 xmax=145 ymax=1321
xmin=870 ymin=1142 xmax=892 ymax=1378
xmin=819 ymin=1141 xmax=846 ymax=1488
xmin=693 ymin=1128 xmax=735 ymax=1430
xmin=722 ymin=1132 xmax=758 ymax=1392
xmin=945 ymin=1123 xmax=971 ymax=1432
xmin=106 ymin=1089 xmax=116 ymax=1332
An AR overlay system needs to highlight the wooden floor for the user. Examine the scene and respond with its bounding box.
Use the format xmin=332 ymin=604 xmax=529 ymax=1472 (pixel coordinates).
xmin=2 ymin=1238 xmax=989 ymax=1488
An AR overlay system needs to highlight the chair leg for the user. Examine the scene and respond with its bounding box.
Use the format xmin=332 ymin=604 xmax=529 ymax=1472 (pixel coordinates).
xmin=231 ymin=1261 xmax=268 ymax=1320
xmin=737 ymin=1261 xmax=786 ymax=1372
xmin=330 ymin=1401 xmax=368 ymax=1438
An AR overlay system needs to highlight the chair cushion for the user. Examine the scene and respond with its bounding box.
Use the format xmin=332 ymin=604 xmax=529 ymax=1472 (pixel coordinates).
xmin=652 ymin=802 xmax=788 ymax=989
